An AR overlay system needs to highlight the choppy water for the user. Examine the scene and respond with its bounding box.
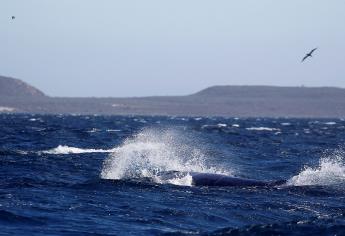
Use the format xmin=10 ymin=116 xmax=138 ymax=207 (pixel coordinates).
xmin=0 ymin=114 xmax=345 ymax=235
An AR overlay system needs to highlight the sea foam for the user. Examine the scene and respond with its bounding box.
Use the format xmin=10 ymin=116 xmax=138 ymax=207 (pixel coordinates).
xmin=41 ymin=145 xmax=115 ymax=154
xmin=287 ymin=151 xmax=345 ymax=187
xmin=246 ymin=127 xmax=280 ymax=131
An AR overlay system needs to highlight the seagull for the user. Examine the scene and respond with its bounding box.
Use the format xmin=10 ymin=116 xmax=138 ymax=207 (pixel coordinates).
xmin=301 ymin=48 xmax=317 ymax=62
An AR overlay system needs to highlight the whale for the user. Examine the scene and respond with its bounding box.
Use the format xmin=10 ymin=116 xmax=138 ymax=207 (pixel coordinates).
xmin=190 ymin=172 xmax=286 ymax=187
xmin=156 ymin=171 xmax=286 ymax=187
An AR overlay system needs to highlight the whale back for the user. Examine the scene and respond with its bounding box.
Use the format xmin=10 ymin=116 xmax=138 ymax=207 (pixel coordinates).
xmin=191 ymin=172 xmax=270 ymax=187
xmin=155 ymin=171 xmax=286 ymax=187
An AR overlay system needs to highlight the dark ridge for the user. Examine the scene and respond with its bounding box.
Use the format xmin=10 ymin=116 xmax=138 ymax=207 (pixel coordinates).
xmin=1 ymin=76 xmax=345 ymax=117
xmin=192 ymin=85 xmax=345 ymax=98
xmin=0 ymin=76 xmax=46 ymax=97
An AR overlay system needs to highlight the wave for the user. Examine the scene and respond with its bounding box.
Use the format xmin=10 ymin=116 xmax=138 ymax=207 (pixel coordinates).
xmin=324 ymin=122 xmax=336 ymax=125
xmin=287 ymin=151 xmax=345 ymax=187
xmin=201 ymin=123 xmax=227 ymax=129
xmin=106 ymin=129 xmax=121 ymax=132
xmin=101 ymin=128 xmax=231 ymax=186
xmin=41 ymin=145 xmax=115 ymax=155
xmin=246 ymin=127 xmax=280 ymax=131
xmin=87 ymin=128 xmax=101 ymax=133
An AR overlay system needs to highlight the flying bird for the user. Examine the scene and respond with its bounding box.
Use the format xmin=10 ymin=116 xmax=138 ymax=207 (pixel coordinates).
xmin=301 ymin=48 xmax=317 ymax=62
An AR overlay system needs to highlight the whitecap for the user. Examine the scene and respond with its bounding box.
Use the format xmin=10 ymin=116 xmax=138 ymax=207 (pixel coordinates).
xmin=201 ymin=124 xmax=225 ymax=130
xmin=87 ymin=128 xmax=101 ymax=133
xmin=40 ymin=145 xmax=114 ymax=154
xmin=246 ymin=127 xmax=280 ymax=131
xmin=304 ymin=129 xmax=311 ymax=134
xmin=106 ymin=129 xmax=121 ymax=132
xmin=287 ymin=152 xmax=345 ymax=187
xmin=16 ymin=150 xmax=29 ymax=155
xmin=201 ymin=125 xmax=209 ymax=129
xmin=133 ymin=118 xmax=147 ymax=123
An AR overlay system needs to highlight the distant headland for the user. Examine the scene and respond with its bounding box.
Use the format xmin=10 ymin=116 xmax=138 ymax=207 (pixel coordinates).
xmin=1 ymin=75 xmax=345 ymax=118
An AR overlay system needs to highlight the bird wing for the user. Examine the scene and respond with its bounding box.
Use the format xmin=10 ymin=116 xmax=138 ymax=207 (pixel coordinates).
xmin=309 ymin=48 xmax=317 ymax=54
xmin=301 ymin=54 xmax=309 ymax=62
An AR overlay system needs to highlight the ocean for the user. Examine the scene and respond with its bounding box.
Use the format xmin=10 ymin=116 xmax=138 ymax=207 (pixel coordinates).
xmin=0 ymin=114 xmax=344 ymax=235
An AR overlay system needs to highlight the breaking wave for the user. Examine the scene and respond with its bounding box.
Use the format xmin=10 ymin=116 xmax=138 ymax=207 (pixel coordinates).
xmin=246 ymin=127 xmax=280 ymax=131
xmin=287 ymin=151 xmax=345 ymax=187
xmin=101 ymin=128 xmax=231 ymax=186
xmin=41 ymin=145 xmax=115 ymax=154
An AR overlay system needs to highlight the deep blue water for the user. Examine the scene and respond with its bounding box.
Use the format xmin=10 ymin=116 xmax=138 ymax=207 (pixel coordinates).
xmin=0 ymin=114 xmax=345 ymax=235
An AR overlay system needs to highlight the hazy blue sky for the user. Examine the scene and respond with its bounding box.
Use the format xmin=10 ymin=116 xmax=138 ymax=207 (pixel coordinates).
xmin=1 ymin=1 xmax=345 ymax=97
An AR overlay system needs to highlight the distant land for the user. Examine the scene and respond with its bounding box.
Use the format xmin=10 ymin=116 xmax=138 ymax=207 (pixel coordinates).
xmin=1 ymin=75 xmax=345 ymax=118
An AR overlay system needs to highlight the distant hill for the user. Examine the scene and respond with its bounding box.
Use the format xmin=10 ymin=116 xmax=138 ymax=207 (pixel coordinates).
xmin=0 ymin=76 xmax=46 ymax=97
xmin=1 ymin=75 xmax=345 ymax=117
xmin=192 ymin=85 xmax=345 ymax=99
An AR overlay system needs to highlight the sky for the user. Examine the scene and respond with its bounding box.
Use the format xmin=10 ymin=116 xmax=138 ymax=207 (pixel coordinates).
xmin=1 ymin=1 xmax=345 ymax=97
